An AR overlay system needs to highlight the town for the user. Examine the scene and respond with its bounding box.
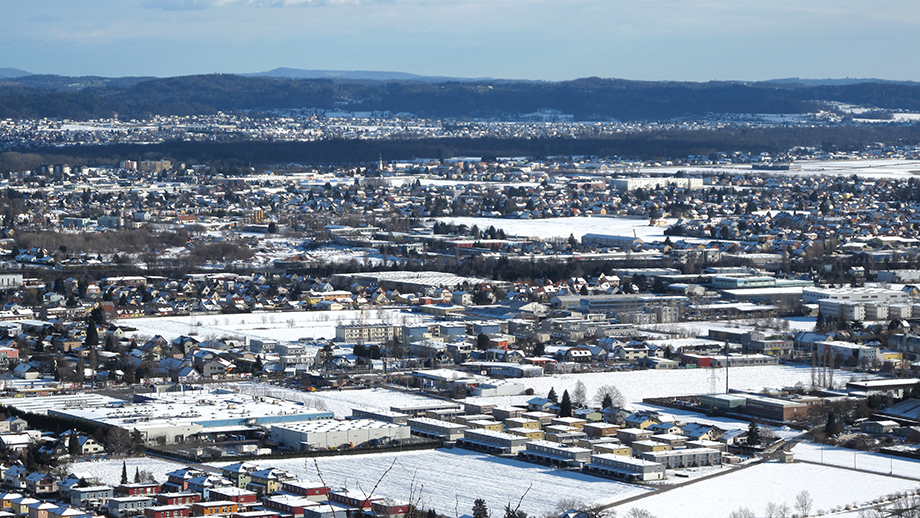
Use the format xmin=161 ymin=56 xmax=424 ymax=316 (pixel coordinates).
xmin=0 ymin=136 xmax=915 ymax=517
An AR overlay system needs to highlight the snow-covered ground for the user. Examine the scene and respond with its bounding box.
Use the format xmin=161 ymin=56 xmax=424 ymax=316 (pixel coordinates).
xmin=436 ymin=216 xmax=677 ymax=242
xmin=78 ymin=450 xmax=652 ymax=517
xmin=613 ymin=461 xmax=920 ymax=518
xmin=631 ymin=403 xmax=805 ymax=441
xmin=792 ymin=442 xmax=920 ymax=480
xmin=645 ymin=159 xmax=920 ymax=181
xmin=464 ymin=365 xmax=876 ymax=408
xmin=70 ymin=456 xmax=195 ymax=485
xmin=116 ymin=308 xmax=432 ymax=343
xmin=218 ymin=449 xmax=651 ymax=515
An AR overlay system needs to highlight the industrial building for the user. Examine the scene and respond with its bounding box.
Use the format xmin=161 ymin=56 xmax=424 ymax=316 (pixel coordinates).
xmin=270 ymin=419 xmax=410 ymax=450
xmin=0 ymin=389 xmax=334 ymax=446
xmin=803 ymin=287 xmax=910 ymax=305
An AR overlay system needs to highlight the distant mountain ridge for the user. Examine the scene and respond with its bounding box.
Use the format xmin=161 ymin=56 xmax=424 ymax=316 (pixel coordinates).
xmin=767 ymin=77 xmax=920 ymax=87
xmin=0 ymin=68 xmax=31 ymax=79
xmin=2 ymin=69 xmax=920 ymax=121
xmin=244 ymin=67 xmax=491 ymax=82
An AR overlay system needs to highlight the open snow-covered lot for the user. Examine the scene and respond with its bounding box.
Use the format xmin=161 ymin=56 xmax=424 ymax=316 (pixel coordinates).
xmin=465 ymin=365 xmax=876 ymax=407
xmin=793 ymin=442 xmax=920 ymax=480
xmin=218 ymin=449 xmax=653 ymax=516
xmin=613 ymin=461 xmax=920 ymax=518
xmin=116 ymin=308 xmax=432 ymax=343
xmin=71 ymin=456 xmax=197 ymax=485
xmin=436 ymin=216 xmax=676 ymax=242
xmin=77 ymin=450 xmax=652 ymax=517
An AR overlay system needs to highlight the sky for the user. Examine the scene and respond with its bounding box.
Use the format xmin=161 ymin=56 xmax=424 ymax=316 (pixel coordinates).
xmin=4 ymin=0 xmax=920 ymax=82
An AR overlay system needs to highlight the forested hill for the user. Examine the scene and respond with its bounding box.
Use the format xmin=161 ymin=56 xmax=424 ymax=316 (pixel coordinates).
xmin=3 ymin=74 xmax=920 ymax=121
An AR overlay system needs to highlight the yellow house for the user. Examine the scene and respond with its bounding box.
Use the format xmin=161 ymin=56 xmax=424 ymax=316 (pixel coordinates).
xmin=505 ymin=428 xmax=544 ymax=441
xmin=0 ymin=493 xmax=22 ymax=510
xmin=631 ymin=440 xmax=672 ymax=454
xmin=551 ymin=417 xmax=587 ymax=430
xmin=504 ymin=418 xmax=540 ymax=430
xmin=594 ymin=444 xmax=632 ymax=456
xmin=467 ymin=420 xmax=503 ymax=432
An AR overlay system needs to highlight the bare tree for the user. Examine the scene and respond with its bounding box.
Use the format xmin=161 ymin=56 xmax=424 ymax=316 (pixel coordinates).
xmin=594 ymin=384 xmax=625 ymax=408
xmin=624 ymin=509 xmax=656 ymax=518
xmin=543 ymin=499 xmax=613 ymax=518
xmin=795 ymin=491 xmax=813 ymax=517
xmin=728 ymin=508 xmax=755 ymax=518
xmin=572 ymin=381 xmax=587 ymax=407
xmin=764 ymin=502 xmax=778 ymax=518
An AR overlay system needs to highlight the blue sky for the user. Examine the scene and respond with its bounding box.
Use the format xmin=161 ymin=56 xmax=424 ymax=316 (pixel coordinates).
xmin=4 ymin=0 xmax=920 ymax=81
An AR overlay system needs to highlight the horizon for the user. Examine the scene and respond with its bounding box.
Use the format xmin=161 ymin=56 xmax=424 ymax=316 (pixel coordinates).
xmin=2 ymin=65 xmax=917 ymax=86
xmin=4 ymin=1 xmax=920 ymax=83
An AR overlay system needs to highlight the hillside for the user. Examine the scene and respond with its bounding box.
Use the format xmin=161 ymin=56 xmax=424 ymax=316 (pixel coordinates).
xmin=2 ymin=73 xmax=920 ymax=121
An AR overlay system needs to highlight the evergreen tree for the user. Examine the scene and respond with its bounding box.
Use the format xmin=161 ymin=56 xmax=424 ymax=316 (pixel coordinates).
xmin=134 ymin=467 xmax=141 ymax=483
xmin=826 ymin=412 xmax=839 ymax=436
xmin=602 ymin=393 xmax=614 ymax=410
xmin=746 ymin=421 xmax=762 ymax=445
xmin=560 ymin=390 xmax=572 ymax=418
xmin=547 ymin=387 xmax=557 ymax=403
xmin=68 ymin=432 xmax=80 ymax=456
xmin=503 ymin=504 xmax=527 ymax=518
xmin=427 ymin=510 xmax=437 ymax=518
xmin=532 ymin=342 xmax=545 ymax=357
xmin=476 ymin=333 xmax=491 ymax=351
xmin=76 ymin=356 xmax=85 ymax=384
xmin=121 ymin=461 xmax=128 ymax=484
xmin=84 ymin=319 xmax=99 ymax=347
xmin=472 ymin=499 xmax=489 ymax=518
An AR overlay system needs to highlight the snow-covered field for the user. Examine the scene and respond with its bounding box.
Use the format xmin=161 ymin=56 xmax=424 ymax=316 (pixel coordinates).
xmin=464 ymin=365 xmax=876 ymax=408
xmin=613 ymin=461 xmax=920 ymax=518
xmin=71 ymin=456 xmax=194 ymax=485
xmin=436 ymin=216 xmax=676 ymax=242
xmin=793 ymin=442 xmax=920 ymax=480
xmin=78 ymin=450 xmax=652 ymax=517
xmin=221 ymin=449 xmax=650 ymax=515
xmin=116 ymin=308 xmax=431 ymax=343
xmin=645 ymin=159 xmax=920 ymax=181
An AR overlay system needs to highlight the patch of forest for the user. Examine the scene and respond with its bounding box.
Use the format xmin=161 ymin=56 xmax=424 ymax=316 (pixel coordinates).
xmin=14 ymin=125 xmax=920 ymax=167
xmin=4 ymin=74 xmax=920 ymax=120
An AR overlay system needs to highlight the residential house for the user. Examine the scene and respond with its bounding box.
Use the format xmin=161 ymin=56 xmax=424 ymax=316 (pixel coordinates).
xmin=105 ymin=496 xmax=154 ymax=518
xmin=24 ymin=472 xmax=56 ymax=495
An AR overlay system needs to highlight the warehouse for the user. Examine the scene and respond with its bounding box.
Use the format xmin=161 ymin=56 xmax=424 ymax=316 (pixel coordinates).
xmin=1 ymin=389 xmax=335 ymax=446
xmin=270 ymin=419 xmax=410 ymax=450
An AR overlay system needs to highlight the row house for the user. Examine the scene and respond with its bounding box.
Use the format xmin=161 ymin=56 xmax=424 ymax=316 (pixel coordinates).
xmin=146 ymin=505 xmax=190 ymax=518
xmin=104 ymin=496 xmax=154 ymax=518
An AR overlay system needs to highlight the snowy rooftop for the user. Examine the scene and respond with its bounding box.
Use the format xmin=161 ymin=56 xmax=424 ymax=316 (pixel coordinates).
xmin=270 ymin=419 xmax=403 ymax=433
